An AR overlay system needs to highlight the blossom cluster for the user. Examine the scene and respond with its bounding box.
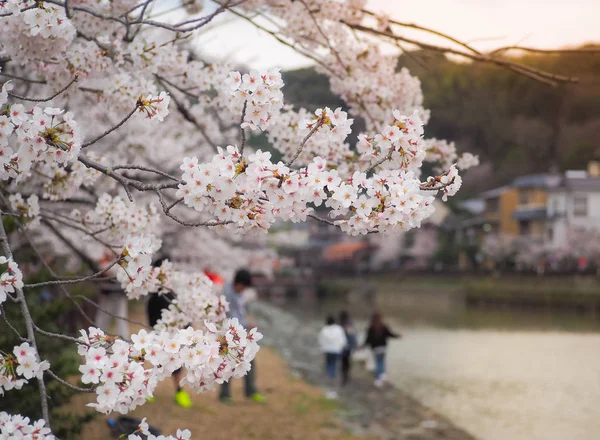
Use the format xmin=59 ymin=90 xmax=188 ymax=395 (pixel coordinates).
xmin=0 ymin=257 xmax=23 ymax=310
xmin=224 ymin=69 xmax=284 ymax=131
xmin=116 ymin=235 xmax=161 ymax=299
xmin=1 ymin=342 xmax=49 ymax=396
xmin=178 ymin=107 xmax=461 ymax=234
xmin=127 ymin=418 xmax=190 ymax=440
xmin=424 ymin=138 xmax=480 ymax=173
xmin=0 ymin=413 xmax=54 ymax=440
xmin=8 ymin=193 xmax=39 ymax=228
xmin=78 ymin=322 xmax=262 ymax=414
xmin=268 ymin=106 xmax=355 ymax=168
xmin=147 ymin=261 xmax=229 ymax=331
xmin=0 ymin=1 xmax=76 ymax=62
xmin=72 ymin=195 xmax=161 ymax=248
xmin=0 ymin=103 xmax=82 ymax=183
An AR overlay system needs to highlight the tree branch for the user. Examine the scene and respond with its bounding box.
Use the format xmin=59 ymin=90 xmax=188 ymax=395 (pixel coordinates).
xmin=0 ymin=220 xmax=50 ymax=426
xmin=81 ymin=104 xmax=140 ymax=149
xmin=286 ymin=115 xmax=325 ymax=167
xmin=24 ymin=259 xmax=121 ymax=288
xmin=46 ymin=369 xmax=95 ymax=393
xmin=7 ymin=76 xmax=78 ymax=102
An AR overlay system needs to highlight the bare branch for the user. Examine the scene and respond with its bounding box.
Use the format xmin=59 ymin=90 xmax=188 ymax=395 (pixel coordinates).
xmin=226 ymin=8 xmax=339 ymax=77
xmin=46 ymin=369 xmax=95 ymax=393
xmin=24 ymin=259 xmax=121 ymax=288
xmin=42 ymin=220 xmax=105 ymax=272
xmin=158 ymin=79 xmax=219 ymax=151
xmin=155 ymin=190 xmax=233 ymax=227
xmin=343 ymin=21 xmax=579 ymax=86
xmin=7 ymin=76 xmax=78 ymax=102
xmin=72 ymin=294 xmax=151 ymax=329
xmin=0 ymin=71 xmax=47 ymax=84
xmin=1 ymin=308 xmax=29 ymax=342
xmin=33 ymin=324 xmax=88 ymax=346
xmin=81 ymin=104 xmax=140 ymax=149
xmin=166 ymin=197 xmax=184 ymax=213
xmin=308 ymin=213 xmax=336 ymax=226
xmin=112 ymin=164 xmax=180 ymax=182
xmin=361 ymin=9 xmax=481 ymax=55
xmin=489 ymin=45 xmax=600 ymax=56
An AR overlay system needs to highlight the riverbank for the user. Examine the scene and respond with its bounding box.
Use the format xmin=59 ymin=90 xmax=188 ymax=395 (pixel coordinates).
xmin=251 ymin=301 xmax=477 ymax=439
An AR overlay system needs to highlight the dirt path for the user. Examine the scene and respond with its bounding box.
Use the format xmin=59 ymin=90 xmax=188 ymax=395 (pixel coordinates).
xmin=71 ymin=347 xmax=371 ymax=440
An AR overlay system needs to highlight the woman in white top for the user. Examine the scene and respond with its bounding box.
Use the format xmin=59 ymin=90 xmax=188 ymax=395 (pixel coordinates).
xmin=318 ymin=315 xmax=347 ymax=397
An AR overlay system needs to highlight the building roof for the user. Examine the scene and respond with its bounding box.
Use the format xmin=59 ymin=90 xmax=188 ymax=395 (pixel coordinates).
xmin=513 ymin=173 xmax=562 ymax=189
xmin=512 ymin=207 xmax=547 ymax=221
xmin=558 ymin=177 xmax=600 ymax=192
xmin=479 ymin=186 xmax=510 ymax=199
xmin=322 ymin=241 xmax=368 ymax=262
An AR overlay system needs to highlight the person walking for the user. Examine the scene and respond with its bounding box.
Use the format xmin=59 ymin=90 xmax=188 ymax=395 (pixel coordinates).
xmin=219 ymin=269 xmax=265 ymax=404
xmin=364 ymin=312 xmax=400 ymax=387
xmin=318 ymin=315 xmax=347 ymax=399
xmin=339 ymin=310 xmax=358 ymax=386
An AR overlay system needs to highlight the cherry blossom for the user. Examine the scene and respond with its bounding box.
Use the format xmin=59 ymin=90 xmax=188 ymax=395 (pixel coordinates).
xmin=1 ymin=342 xmax=49 ymax=395
xmin=0 ymin=257 xmax=23 ymax=310
xmin=0 ymin=413 xmax=54 ymax=440
xmin=0 ymin=0 xmax=483 ymax=435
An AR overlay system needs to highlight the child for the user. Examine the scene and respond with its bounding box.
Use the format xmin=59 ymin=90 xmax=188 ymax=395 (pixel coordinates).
xmin=318 ymin=315 xmax=347 ymax=398
xmin=364 ymin=312 xmax=400 ymax=387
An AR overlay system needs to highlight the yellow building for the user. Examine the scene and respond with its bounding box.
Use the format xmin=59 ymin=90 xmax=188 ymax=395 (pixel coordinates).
xmin=477 ymin=174 xmax=560 ymax=239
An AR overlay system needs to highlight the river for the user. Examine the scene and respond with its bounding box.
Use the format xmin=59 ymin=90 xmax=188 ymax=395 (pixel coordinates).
xmin=385 ymin=327 xmax=600 ymax=440
xmin=287 ymin=286 xmax=600 ymax=440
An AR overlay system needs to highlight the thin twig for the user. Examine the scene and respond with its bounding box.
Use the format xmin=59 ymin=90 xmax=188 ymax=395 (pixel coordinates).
xmin=286 ymin=115 xmax=325 ymax=167
xmin=1 ymin=308 xmax=29 ymax=342
xmin=46 ymin=370 xmax=95 ymax=393
xmin=112 ymin=164 xmax=180 ymax=182
xmin=24 ymin=259 xmax=120 ymax=288
xmin=344 ymin=22 xmax=578 ymax=86
xmin=72 ymin=295 xmax=151 ymax=329
xmin=8 ymin=77 xmax=78 ymax=102
xmin=308 ymin=213 xmax=336 ymax=226
xmin=158 ymin=80 xmax=219 ymax=151
xmin=0 ymin=71 xmax=47 ymax=84
xmin=81 ymin=104 xmax=140 ymax=149
xmin=239 ymin=100 xmax=248 ymax=155
xmin=33 ymin=324 xmax=89 ymax=345
xmin=155 ymin=190 xmax=232 ymax=227
xmin=489 ymin=45 xmax=600 ymax=56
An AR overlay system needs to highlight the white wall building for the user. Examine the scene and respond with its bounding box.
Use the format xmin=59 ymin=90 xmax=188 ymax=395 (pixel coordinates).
xmin=546 ymin=168 xmax=600 ymax=250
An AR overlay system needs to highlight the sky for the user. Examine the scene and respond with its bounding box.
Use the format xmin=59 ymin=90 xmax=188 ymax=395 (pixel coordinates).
xmin=191 ymin=0 xmax=599 ymax=70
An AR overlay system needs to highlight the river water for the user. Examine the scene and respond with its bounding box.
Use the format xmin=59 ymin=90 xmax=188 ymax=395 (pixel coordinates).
xmin=290 ymin=288 xmax=600 ymax=440
xmin=385 ymin=327 xmax=600 ymax=440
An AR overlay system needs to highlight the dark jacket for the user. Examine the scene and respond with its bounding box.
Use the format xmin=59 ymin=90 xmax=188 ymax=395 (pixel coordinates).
xmin=364 ymin=325 xmax=399 ymax=349
xmin=147 ymin=291 xmax=175 ymax=327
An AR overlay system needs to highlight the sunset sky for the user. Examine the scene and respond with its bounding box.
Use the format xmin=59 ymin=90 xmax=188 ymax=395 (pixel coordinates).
xmin=192 ymin=0 xmax=598 ymax=69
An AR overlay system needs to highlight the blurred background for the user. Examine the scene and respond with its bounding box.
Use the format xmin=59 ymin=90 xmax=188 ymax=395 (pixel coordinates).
xmin=250 ymin=44 xmax=600 ymax=440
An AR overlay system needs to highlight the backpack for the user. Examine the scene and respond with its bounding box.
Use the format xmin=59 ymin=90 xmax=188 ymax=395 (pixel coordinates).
xmin=345 ymin=330 xmax=358 ymax=351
